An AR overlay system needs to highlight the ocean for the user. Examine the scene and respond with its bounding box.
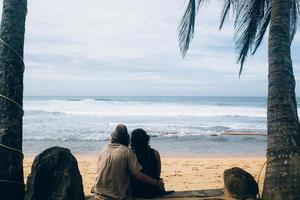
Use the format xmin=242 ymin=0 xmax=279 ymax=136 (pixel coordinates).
xmin=23 ymin=96 xmax=292 ymax=156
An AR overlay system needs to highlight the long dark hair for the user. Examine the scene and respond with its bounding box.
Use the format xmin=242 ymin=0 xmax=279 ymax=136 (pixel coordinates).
xmin=131 ymin=128 xmax=150 ymax=159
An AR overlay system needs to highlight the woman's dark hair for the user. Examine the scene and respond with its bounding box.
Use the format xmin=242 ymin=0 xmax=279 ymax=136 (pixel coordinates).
xmin=131 ymin=128 xmax=150 ymax=155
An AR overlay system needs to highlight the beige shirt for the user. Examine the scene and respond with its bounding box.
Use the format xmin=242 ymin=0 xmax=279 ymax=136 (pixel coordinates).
xmin=92 ymin=143 xmax=142 ymax=200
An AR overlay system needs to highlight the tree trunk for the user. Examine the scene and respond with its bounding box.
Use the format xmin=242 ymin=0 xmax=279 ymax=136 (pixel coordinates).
xmin=262 ymin=0 xmax=300 ymax=199
xmin=0 ymin=0 xmax=27 ymax=199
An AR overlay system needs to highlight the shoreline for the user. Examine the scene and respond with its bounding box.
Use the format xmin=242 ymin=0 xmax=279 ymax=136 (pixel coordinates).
xmin=23 ymin=133 xmax=267 ymax=156
xmin=24 ymin=152 xmax=266 ymax=160
xmin=23 ymin=131 xmax=268 ymax=142
xmin=221 ymin=131 xmax=266 ymax=136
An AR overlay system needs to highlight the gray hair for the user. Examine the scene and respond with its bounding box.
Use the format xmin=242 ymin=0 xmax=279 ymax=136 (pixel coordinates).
xmin=111 ymin=124 xmax=129 ymax=146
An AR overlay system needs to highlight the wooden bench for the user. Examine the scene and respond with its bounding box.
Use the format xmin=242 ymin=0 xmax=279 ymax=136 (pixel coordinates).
xmin=86 ymin=189 xmax=226 ymax=200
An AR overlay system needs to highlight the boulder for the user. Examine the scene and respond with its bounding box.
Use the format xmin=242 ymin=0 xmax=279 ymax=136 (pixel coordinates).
xmin=25 ymin=146 xmax=85 ymax=200
xmin=224 ymin=167 xmax=259 ymax=200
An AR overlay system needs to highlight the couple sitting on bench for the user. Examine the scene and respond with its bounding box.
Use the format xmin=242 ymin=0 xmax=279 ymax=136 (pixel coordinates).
xmin=91 ymin=124 xmax=172 ymax=200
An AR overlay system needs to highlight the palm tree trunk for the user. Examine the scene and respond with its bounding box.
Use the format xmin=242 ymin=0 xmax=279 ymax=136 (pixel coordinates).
xmin=0 ymin=0 xmax=27 ymax=199
xmin=262 ymin=0 xmax=300 ymax=199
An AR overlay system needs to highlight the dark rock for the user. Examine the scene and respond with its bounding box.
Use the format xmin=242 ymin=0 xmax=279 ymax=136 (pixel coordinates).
xmin=224 ymin=167 xmax=259 ymax=200
xmin=25 ymin=146 xmax=85 ymax=200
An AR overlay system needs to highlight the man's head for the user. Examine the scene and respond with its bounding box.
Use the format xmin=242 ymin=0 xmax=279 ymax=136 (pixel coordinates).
xmin=111 ymin=124 xmax=130 ymax=146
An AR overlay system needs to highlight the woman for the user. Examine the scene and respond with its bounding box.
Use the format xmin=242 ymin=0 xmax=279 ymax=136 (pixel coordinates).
xmin=130 ymin=128 xmax=171 ymax=198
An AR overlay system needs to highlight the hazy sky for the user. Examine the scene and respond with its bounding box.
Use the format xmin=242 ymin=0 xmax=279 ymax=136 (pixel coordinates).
xmin=1 ymin=0 xmax=300 ymax=96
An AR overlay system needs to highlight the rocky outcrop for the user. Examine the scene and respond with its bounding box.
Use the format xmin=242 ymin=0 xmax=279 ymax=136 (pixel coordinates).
xmin=25 ymin=146 xmax=85 ymax=200
xmin=224 ymin=167 xmax=259 ymax=200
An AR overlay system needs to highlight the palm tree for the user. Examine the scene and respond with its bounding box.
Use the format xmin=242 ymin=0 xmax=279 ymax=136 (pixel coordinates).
xmin=0 ymin=0 xmax=27 ymax=199
xmin=179 ymin=0 xmax=300 ymax=199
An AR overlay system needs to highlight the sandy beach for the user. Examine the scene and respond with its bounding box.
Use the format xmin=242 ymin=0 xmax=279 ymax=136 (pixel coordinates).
xmin=24 ymin=155 xmax=266 ymax=197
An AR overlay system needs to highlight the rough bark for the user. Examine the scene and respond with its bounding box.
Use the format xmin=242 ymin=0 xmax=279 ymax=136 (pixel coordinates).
xmin=0 ymin=0 xmax=27 ymax=199
xmin=262 ymin=0 xmax=300 ymax=199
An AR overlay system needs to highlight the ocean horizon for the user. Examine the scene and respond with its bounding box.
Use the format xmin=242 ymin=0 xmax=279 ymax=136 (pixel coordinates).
xmin=23 ymin=96 xmax=299 ymax=156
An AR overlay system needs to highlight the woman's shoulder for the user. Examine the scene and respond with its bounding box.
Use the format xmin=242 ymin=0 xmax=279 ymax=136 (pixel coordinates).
xmin=148 ymin=148 xmax=160 ymax=159
xmin=149 ymin=147 xmax=159 ymax=154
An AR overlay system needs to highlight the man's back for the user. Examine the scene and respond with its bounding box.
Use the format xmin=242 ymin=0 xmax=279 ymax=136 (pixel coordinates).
xmin=93 ymin=143 xmax=142 ymax=200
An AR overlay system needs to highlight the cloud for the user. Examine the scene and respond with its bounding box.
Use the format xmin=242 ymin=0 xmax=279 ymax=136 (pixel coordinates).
xmin=0 ymin=0 xmax=299 ymax=96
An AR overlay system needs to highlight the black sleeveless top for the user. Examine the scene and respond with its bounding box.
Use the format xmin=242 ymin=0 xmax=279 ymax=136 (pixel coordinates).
xmin=131 ymin=148 xmax=165 ymax=198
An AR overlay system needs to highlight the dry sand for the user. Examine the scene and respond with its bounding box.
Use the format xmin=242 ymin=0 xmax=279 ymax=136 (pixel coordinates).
xmin=24 ymin=155 xmax=266 ymax=196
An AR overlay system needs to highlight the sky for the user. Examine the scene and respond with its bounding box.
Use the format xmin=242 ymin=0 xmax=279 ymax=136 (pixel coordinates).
xmin=1 ymin=0 xmax=300 ymax=96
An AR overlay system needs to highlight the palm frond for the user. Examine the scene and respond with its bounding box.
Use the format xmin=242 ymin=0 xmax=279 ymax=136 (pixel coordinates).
xmin=219 ymin=0 xmax=239 ymax=30
xmin=178 ymin=0 xmax=205 ymax=57
xmin=234 ymin=0 xmax=269 ymax=77
xmin=196 ymin=0 xmax=205 ymax=11
xmin=178 ymin=0 xmax=300 ymax=75
xmin=252 ymin=4 xmax=271 ymax=54
xmin=290 ymin=0 xmax=300 ymax=41
xmin=178 ymin=0 xmax=196 ymax=57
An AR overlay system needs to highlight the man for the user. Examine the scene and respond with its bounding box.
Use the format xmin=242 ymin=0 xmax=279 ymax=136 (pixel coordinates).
xmin=92 ymin=124 xmax=164 ymax=200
